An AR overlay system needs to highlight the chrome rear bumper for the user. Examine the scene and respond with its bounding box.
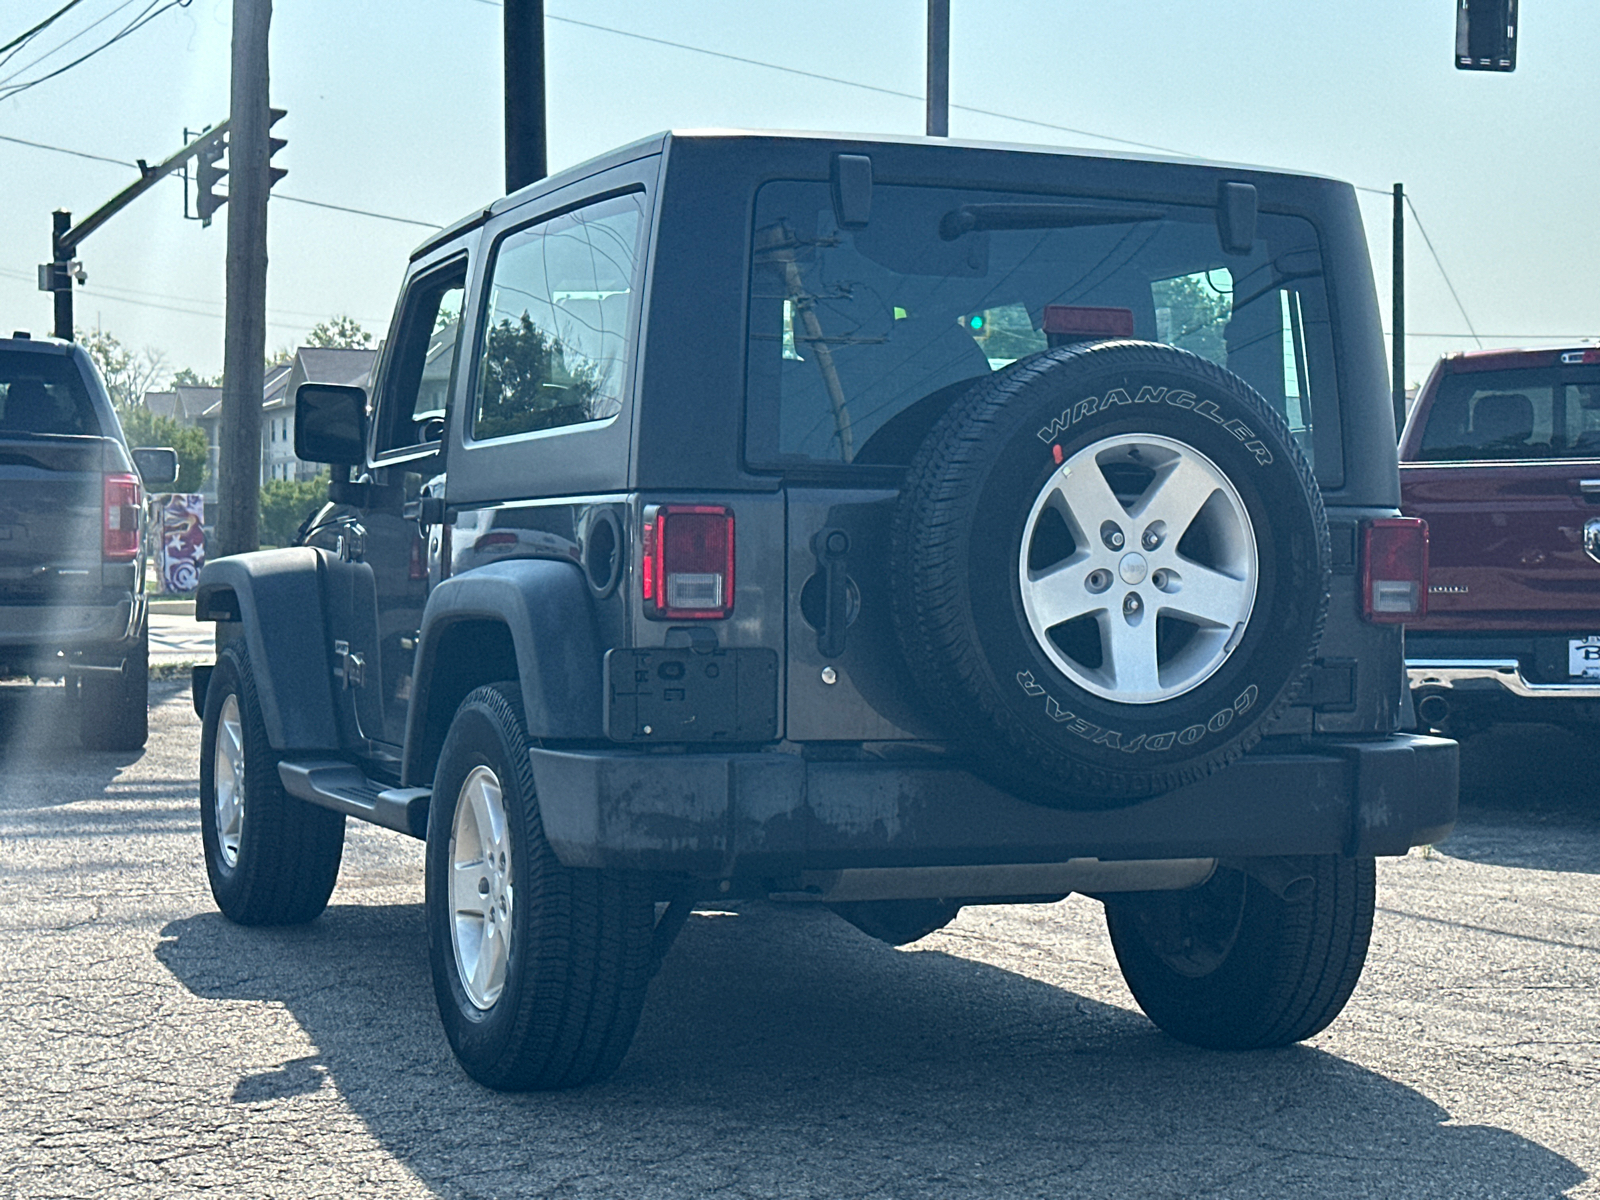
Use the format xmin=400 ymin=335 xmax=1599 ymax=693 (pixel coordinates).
xmin=1407 ymin=658 xmax=1600 ymax=699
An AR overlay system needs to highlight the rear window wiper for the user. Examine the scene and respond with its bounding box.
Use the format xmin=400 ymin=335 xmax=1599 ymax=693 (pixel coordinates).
xmin=938 ymin=203 xmax=1164 ymax=240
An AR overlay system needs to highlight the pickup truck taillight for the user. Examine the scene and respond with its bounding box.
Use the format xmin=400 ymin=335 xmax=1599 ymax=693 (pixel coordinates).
xmin=103 ymin=472 xmax=142 ymax=560
xmin=642 ymin=505 xmax=734 ymax=619
xmin=1361 ymin=517 xmax=1428 ymax=622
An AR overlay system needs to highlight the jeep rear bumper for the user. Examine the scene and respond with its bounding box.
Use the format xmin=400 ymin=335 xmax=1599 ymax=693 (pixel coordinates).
xmin=526 ymin=734 xmax=1458 ymax=880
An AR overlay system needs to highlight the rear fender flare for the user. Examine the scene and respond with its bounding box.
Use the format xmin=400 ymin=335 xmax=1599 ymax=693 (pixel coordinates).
xmin=404 ymin=559 xmax=603 ymax=786
xmin=193 ymin=548 xmax=339 ymax=750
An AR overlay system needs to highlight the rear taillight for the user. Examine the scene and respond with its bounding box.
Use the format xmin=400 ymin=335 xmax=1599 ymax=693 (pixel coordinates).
xmin=1362 ymin=517 xmax=1428 ymax=622
xmin=642 ymin=504 xmax=734 ymax=619
xmin=103 ymin=473 xmax=142 ymax=560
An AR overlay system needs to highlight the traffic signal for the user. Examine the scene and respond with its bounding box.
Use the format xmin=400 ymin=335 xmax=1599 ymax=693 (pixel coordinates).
xmin=268 ymin=107 xmax=287 ymax=190
xmin=1456 ymin=0 xmax=1517 ymax=71
xmin=195 ymin=132 xmax=228 ymax=227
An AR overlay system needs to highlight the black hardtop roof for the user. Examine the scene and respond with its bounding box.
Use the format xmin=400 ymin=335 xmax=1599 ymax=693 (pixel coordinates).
xmin=0 ymin=335 xmax=77 ymax=357
xmin=410 ymin=129 xmax=1345 ymax=261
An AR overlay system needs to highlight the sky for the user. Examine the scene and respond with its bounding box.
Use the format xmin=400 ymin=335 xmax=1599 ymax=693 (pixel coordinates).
xmin=2 ymin=0 xmax=1596 ymax=387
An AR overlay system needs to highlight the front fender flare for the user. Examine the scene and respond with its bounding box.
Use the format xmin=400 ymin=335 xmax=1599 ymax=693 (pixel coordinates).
xmin=194 ymin=548 xmax=339 ymax=751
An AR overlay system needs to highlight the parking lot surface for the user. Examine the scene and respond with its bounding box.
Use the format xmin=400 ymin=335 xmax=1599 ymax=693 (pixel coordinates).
xmin=1 ymin=680 xmax=1596 ymax=1199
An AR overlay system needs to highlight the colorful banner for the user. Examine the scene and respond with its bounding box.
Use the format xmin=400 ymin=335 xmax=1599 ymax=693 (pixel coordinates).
xmin=158 ymin=494 xmax=206 ymax=595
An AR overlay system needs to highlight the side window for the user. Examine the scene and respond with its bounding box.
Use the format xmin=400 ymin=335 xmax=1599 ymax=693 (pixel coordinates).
xmin=373 ymin=263 xmax=467 ymax=457
xmin=471 ymin=192 xmax=644 ymax=442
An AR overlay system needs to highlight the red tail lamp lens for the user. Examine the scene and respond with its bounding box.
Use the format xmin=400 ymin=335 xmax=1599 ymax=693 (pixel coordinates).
xmin=642 ymin=505 xmax=734 ymax=619
xmin=103 ymin=473 xmax=142 ymax=560
xmin=1362 ymin=517 xmax=1428 ymax=623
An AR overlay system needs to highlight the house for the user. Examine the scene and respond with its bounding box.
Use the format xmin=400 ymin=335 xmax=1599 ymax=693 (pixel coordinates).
xmin=141 ymin=385 xmax=221 ymax=512
xmin=262 ymin=347 xmax=376 ymax=483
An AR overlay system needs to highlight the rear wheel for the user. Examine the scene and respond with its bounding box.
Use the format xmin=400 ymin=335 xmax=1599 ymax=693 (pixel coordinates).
xmin=79 ymin=627 xmax=149 ymax=750
xmin=199 ymin=643 xmax=345 ymax=925
xmin=426 ymin=683 xmax=654 ymax=1091
xmin=1104 ymin=855 xmax=1374 ymax=1049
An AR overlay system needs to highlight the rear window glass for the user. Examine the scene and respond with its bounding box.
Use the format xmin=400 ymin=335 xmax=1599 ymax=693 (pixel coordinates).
xmin=1416 ymin=366 xmax=1600 ymax=461
xmin=745 ymin=181 xmax=1340 ymax=482
xmin=0 ymin=353 xmax=100 ymax=436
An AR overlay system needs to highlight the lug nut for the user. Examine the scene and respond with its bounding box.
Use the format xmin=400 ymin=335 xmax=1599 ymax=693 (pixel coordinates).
xmin=1086 ymin=568 xmax=1112 ymax=593
xmin=1142 ymin=521 xmax=1166 ymax=551
xmin=1101 ymin=522 xmax=1125 ymax=551
xmin=1123 ymin=593 xmax=1141 ymax=616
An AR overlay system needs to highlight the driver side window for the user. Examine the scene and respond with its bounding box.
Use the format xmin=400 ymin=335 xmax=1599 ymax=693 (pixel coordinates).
xmin=374 ymin=262 xmax=467 ymax=458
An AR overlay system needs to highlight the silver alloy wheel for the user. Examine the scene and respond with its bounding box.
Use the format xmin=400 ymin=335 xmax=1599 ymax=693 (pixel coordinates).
xmin=449 ymin=765 xmax=514 ymax=1011
xmin=213 ymin=693 xmax=246 ymax=869
xmin=1019 ymin=432 xmax=1258 ymax=704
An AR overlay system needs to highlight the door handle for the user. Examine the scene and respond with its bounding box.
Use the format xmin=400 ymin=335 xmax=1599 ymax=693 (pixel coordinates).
xmin=811 ymin=526 xmax=853 ymax=658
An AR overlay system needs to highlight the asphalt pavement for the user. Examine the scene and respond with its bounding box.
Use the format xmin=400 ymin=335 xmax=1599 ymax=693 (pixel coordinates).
xmin=1 ymin=685 xmax=1597 ymax=1199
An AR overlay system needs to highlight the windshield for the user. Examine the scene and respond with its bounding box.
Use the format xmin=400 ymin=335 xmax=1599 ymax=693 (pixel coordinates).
xmin=1416 ymin=365 xmax=1600 ymax=461
xmin=745 ymin=181 xmax=1339 ymax=480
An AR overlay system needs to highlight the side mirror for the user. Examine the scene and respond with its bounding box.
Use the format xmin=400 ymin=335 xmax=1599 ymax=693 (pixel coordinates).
xmin=295 ymin=383 xmax=368 ymax=466
xmin=131 ymin=446 xmax=179 ymax=488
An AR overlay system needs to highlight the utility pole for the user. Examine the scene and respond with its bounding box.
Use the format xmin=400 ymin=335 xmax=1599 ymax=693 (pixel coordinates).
xmin=926 ymin=0 xmax=949 ymax=137
xmin=1393 ymin=183 xmax=1406 ymax=437
xmin=218 ymin=0 xmax=272 ymax=558
xmin=504 ymin=0 xmax=547 ymax=193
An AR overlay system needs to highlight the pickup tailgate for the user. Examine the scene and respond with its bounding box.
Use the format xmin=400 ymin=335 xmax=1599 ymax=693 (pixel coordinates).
xmin=0 ymin=435 xmax=108 ymax=599
xmin=1401 ymin=460 xmax=1600 ymax=628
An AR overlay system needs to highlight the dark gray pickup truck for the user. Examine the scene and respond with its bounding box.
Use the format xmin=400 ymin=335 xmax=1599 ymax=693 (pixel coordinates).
xmin=1 ymin=333 xmax=175 ymax=749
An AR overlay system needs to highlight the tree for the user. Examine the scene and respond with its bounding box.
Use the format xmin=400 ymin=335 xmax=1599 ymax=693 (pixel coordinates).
xmin=1152 ymin=272 xmax=1232 ymax=366
xmin=475 ymin=313 xmax=602 ymax=439
xmin=259 ymin=473 xmax=330 ymax=547
xmin=170 ymin=367 xmax=222 ymax=388
xmin=79 ymin=328 xmax=167 ymax=410
xmin=116 ymin=406 xmax=209 ymax=493
xmin=306 ymin=315 xmax=373 ymax=349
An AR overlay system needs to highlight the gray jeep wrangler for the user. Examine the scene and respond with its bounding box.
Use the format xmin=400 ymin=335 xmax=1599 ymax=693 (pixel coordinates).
xmin=193 ymin=131 xmax=1457 ymax=1091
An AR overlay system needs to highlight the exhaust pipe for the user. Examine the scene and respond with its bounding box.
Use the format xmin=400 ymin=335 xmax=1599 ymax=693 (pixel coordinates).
xmin=1416 ymin=691 xmax=1450 ymax=728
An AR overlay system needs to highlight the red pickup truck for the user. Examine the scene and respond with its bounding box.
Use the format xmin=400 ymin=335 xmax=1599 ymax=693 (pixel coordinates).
xmin=1400 ymin=345 xmax=1600 ymax=736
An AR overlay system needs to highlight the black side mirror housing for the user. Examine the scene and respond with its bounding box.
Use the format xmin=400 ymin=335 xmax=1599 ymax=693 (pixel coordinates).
xmin=295 ymin=383 xmax=368 ymax=466
xmin=131 ymin=446 xmax=179 ymax=488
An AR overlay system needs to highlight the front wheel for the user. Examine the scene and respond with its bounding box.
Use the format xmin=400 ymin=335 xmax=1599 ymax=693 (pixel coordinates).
xmin=426 ymin=683 xmax=654 ymax=1091
xmin=1104 ymin=855 xmax=1374 ymax=1049
xmin=199 ymin=643 xmax=345 ymax=925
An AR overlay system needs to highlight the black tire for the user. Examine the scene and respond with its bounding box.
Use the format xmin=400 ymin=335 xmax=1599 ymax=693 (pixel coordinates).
xmin=79 ymin=627 xmax=149 ymax=750
xmin=891 ymin=340 xmax=1330 ymax=806
xmin=829 ymin=899 xmax=963 ymax=946
xmin=426 ymin=683 xmax=654 ymax=1091
xmin=199 ymin=643 xmax=344 ymax=925
xmin=1105 ymin=855 xmax=1375 ymax=1049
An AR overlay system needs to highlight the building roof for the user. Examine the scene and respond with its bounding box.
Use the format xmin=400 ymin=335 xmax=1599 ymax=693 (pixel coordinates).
xmin=142 ymin=386 xmax=221 ymax=422
xmin=265 ymin=347 xmax=378 ymax=411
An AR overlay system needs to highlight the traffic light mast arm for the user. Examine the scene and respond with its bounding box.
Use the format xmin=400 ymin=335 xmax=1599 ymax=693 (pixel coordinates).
xmin=54 ymin=120 xmax=231 ymax=257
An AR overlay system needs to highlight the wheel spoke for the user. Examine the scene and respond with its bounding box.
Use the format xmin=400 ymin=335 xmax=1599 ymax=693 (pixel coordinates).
xmin=1104 ymin=611 xmax=1162 ymax=696
xmin=472 ymin=925 xmax=498 ymax=996
xmin=1134 ymin=453 xmax=1219 ymax=540
xmin=1024 ymin=560 xmax=1105 ymax=630
xmin=1050 ymin=462 xmax=1127 ymax=542
xmin=1163 ymin=562 xmax=1252 ymax=628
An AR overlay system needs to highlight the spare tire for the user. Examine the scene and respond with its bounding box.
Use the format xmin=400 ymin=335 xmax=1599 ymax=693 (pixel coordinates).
xmin=891 ymin=341 xmax=1330 ymax=807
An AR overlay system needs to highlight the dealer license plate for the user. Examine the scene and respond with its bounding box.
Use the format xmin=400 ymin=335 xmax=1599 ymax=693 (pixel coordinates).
xmin=1570 ymin=636 xmax=1600 ymax=679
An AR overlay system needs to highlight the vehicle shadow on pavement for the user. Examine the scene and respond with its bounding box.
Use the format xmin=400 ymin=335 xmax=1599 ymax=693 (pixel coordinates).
xmin=0 ymin=681 xmax=143 ymax=799
xmin=155 ymin=900 xmax=1585 ymax=1200
xmin=1444 ymin=723 xmax=1600 ymax=875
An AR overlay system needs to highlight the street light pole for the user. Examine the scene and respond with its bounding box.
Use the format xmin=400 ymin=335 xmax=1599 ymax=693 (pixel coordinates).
xmin=926 ymin=0 xmax=949 ymax=137
xmin=504 ymin=0 xmax=547 ymax=193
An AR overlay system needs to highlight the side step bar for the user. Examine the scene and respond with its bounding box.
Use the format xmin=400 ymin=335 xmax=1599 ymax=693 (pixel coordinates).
xmin=277 ymin=760 xmax=430 ymax=840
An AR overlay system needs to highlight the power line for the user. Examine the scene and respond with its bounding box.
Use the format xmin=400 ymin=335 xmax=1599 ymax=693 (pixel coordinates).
xmin=1 ymin=0 xmax=139 ymax=78
xmin=0 ymin=132 xmax=444 ymax=227
xmin=0 ymin=0 xmax=187 ymax=102
xmin=464 ymin=0 xmax=1196 ymax=157
xmin=0 ymin=0 xmax=89 ymax=57
xmin=1403 ymin=194 xmax=1483 ymax=350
